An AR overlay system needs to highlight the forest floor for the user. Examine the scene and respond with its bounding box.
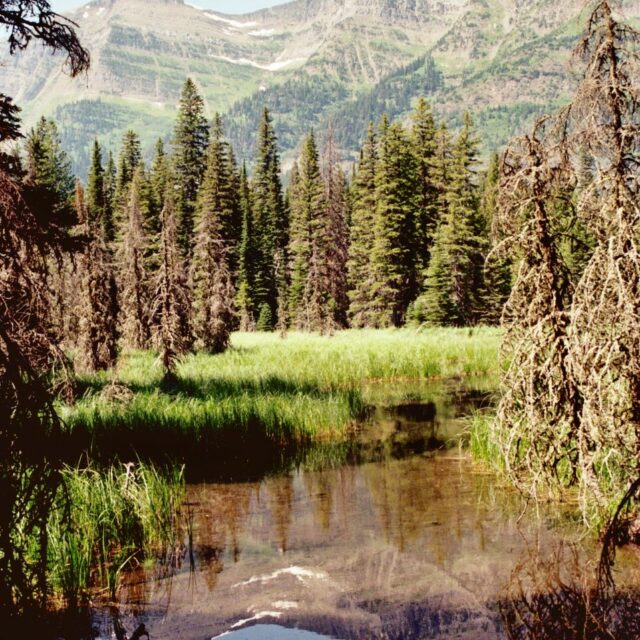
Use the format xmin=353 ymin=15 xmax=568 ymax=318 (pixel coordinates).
xmin=60 ymin=328 xmax=501 ymax=466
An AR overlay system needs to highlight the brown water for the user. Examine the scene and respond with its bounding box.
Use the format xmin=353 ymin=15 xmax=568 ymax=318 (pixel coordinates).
xmin=90 ymin=379 xmax=589 ymax=640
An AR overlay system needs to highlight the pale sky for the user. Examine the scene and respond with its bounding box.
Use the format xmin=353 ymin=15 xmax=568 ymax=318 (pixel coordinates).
xmin=51 ymin=0 xmax=290 ymax=14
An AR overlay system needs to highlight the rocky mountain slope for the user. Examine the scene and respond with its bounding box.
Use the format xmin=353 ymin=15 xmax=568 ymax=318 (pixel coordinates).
xmin=2 ymin=0 xmax=639 ymax=173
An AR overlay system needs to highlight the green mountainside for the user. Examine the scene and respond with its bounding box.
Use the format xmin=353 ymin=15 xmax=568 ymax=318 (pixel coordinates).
xmin=2 ymin=0 xmax=637 ymax=173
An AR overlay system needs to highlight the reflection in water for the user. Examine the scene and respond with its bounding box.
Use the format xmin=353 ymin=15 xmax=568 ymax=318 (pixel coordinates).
xmin=77 ymin=379 xmax=635 ymax=639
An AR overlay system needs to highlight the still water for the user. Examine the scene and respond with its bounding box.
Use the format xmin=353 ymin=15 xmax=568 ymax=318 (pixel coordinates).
xmin=92 ymin=379 xmax=584 ymax=640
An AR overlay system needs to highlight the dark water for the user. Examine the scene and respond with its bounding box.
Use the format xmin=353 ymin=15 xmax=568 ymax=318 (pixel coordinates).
xmin=83 ymin=379 xmax=599 ymax=640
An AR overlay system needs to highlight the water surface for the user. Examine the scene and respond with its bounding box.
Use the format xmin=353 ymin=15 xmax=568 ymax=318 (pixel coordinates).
xmin=90 ymin=378 xmax=585 ymax=640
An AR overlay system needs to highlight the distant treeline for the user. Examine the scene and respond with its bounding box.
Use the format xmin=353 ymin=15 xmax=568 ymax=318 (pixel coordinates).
xmin=19 ymin=77 xmax=512 ymax=374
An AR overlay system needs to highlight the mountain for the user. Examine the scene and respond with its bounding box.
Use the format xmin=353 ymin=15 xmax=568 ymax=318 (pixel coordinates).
xmin=2 ymin=0 xmax=639 ymax=174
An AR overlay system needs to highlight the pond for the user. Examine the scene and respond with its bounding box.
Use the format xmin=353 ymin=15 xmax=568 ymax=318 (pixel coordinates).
xmin=84 ymin=379 xmax=597 ymax=639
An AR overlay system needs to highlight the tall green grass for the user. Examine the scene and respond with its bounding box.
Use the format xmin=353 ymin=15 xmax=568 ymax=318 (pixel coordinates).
xmin=47 ymin=463 xmax=184 ymax=606
xmin=62 ymin=329 xmax=501 ymax=465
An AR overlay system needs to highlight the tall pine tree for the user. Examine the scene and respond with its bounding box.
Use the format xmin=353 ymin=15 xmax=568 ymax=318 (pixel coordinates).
xmin=289 ymin=132 xmax=324 ymax=327
xmin=191 ymin=122 xmax=236 ymax=353
xmin=368 ymin=117 xmax=418 ymax=327
xmin=411 ymin=98 xmax=438 ymax=273
xmin=251 ymin=107 xmax=286 ymax=328
xmin=172 ymin=78 xmax=209 ymax=258
xmin=153 ymin=189 xmax=193 ymax=375
xmin=236 ymin=162 xmax=256 ymax=330
xmin=420 ymin=113 xmax=485 ymax=326
xmin=119 ymin=168 xmax=151 ymax=349
xmin=347 ymin=122 xmax=377 ymax=327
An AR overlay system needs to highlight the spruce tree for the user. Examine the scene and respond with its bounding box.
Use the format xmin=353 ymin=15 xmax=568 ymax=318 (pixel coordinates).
xmin=191 ymin=126 xmax=236 ymax=354
xmin=478 ymin=152 xmax=511 ymax=324
xmin=119 ymin=169 xmax=151 ymax=349
xmin=153 ymin=189 xmax=193 ymax=375
xmin=420 ymin=113 xmax=484 ymax=326
xmin=113 ymin=129 xmax=143 ymax=237
xmin=148 ymin=138 xmax=170 ymax=238
xmin=24 ymin=116 xmax=75 ymax=229
xmin=288 ymin=132 xmax=324 ymax=327
xmin=411 ymin=98 xmax=438 ymax=272
xmin=368 ymin=117 xmax=418 ymax=327
xmin=236 ymin=162 xmax=256 ymax=330
xmin=251 ymin=107 xmax=286 ymax=326
xmin=86 ymin=139 xmax=106 ymax=234
xmin=103 ymin=150 xmax=117 ymax=242
xmin=321 ymin=128 xmax=349 ymax=329
xmin=347 ymin=123 xmax=377 ymax=327
xmin=172 ymin=78 xmax=209 ymax=258
xmin=76 ymin=181 xmax=120 ymax=372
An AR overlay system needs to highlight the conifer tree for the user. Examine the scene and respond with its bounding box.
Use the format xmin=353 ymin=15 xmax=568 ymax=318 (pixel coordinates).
xmin=236 ymin=162 xmax=256 ymax=330
xmin=86 ymin=139 xmax=106 ymax=235
xmin=411 ymin=98 xmax=438 ymax=272
xmin=172 ymin=78 xmax=209 ymax=258
xmin=103 ymin=150 xmax=117 ymax=242
xmin=118 ymin=169 xmax=151 ymax=349
xmin=76 ymin=181 xmax=119 ymax=372
xmin=368 ymin=117 xmax=418 ymax=327
xmin=113 ymin=129 xmax=143 ymax=237
xmin=148 ymin=138 xmax=169 ymax=238
xmin=478 ymin=152 xmax=511 ymax=324
xmin=347 ymin=122 xmax=377 ymax=327
xmin=24 ymin=116 xmax=75 ymax=229
xmin=321 ymin=128 xmax=350 ymax=329
xmin=251 ymin=107 xmax=286 ymax=326
xmin=226 ymin=145 xmax=243 ymax=275
xmin=420 ymin=113 xmax=484 ymax=326
xmin=289 ymin=132 xmax=324 ymax=326
xmin=153 ymin=189 xmax=193 ymax=375
xmin=191 ymin=126 xmax=236 ymax=353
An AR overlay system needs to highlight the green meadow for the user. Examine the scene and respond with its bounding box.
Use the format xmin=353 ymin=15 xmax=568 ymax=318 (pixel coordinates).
xmin=61 ymin=329 xmax=501 ymax=465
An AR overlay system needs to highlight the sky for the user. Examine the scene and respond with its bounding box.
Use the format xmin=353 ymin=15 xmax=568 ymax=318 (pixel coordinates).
xmin=51 ymin=0 xmax=290 ymax=14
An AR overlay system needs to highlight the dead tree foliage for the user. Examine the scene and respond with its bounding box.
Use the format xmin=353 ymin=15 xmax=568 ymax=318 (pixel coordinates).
xmin=191 ymin=204 xmax=236 ymax=354
xmin=152 ymin=191 xmax=193 ymax=375
xmin=118 ymin=171 xmax=151 ymax=351
xmin=76 ymin=182 xmax=119 ymax=372
xmin=0 ymin=0 xmax=89 ymax=77
xmin=0 ymin=170 xmax=65 ymax=615
xmin=493 ymin=0 xmax=640 ymax=516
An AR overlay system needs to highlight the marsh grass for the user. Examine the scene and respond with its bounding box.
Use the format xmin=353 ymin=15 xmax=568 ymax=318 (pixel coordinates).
xmin=62 ymin=329 xmax=500 ymax=467
xmin=47 ymin=463 xmax=184 ymax=606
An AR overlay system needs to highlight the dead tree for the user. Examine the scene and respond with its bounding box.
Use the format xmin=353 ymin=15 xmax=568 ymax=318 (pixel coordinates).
xmin=152 ymin=190 xmax=193 ymax=375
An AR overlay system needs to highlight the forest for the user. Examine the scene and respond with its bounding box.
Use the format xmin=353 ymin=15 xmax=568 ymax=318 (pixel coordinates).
xmin=3 ymin=0 xmax=640 ymax=639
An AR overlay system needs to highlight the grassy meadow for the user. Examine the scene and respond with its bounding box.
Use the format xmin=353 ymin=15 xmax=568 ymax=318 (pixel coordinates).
xmin=61 ymin=328 xmax=501 ymax=466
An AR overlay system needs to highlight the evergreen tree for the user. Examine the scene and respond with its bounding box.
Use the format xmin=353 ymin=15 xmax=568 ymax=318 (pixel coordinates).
xmin=347 ymin=122 xmax=377 ymax=327
xmin=103 ymin=150 xmax=117 ymax=242
xmin=251 ymin=107 xmax=286 ymax=326
xmin=113 ymin=129 xmax=143 ymax=236
xmin=226 ymin=145 xmax=243 ymax=275
xmin=411 ymin=98 xmax=438 ymax=272
xmin=148 ymin=138 xmax=170 ymax=238
xmin=420 ymin=113 xmax=484 ymax=326
xmin=191 ymin=128 xmax=236 ymax=353
xmin=152 ymin=189 xmax=193 ymax=375
xmin=24 ymin=116 xmax=75 ymax=229
xmin=478 ymin=152 xmax=511 ymax=324
xmin=368 ymin=117 xmax=418 ymax=327
xmin=288 ymin=133 xmax=324 ymax=327
xmin=236 ymin=162 xmax=256 ymax=330
xmin=76 ymin=181 xmax=119 ymax=372
xmin=321 ymin=128 xmax=350 ymax=329
xmin=86 ymin=139 xmax=106 ymax=234
xmin=118 ymin=169 xmax=151 ymax=349
xmin=172 ymin=78 xmax=209 ymax=258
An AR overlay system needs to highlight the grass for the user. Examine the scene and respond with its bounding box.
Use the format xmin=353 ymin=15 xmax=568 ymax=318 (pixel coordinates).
xmin=60 ymin=329 xmax=501 ymax=467
xmin=46 ymin=463 xmax=184 ymax=607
